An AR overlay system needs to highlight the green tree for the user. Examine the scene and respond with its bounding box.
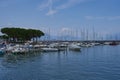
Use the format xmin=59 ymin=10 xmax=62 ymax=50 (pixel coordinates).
xmin=1 ymin=27 xmax=44 ymax=43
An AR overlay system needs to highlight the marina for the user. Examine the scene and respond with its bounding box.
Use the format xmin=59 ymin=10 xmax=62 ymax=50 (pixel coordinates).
xmin=0 ymin=28 xmax=119 ymax=80
xmin=0 ymin=43 xmax=120 ymax=80
xmin=0 ymin=40 xmax=119 ymax=55
xmin=0 ymin=0 xmax=120 ymax=79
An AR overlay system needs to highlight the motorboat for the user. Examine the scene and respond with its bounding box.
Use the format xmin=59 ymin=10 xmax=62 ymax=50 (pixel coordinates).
xmin=69 ymin=44 xmax=81 ymax=51
xmin=41 ymin=47 xmax=58 ymax=52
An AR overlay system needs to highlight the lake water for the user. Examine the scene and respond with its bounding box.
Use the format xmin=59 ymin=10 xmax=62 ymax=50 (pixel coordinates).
xmin=0 ymin=45 xmax=120 ymax=80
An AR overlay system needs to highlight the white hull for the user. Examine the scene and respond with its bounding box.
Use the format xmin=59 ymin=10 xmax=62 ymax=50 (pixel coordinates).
xmin=41 ymin=48 xmax=58 ymax=52
xmin=69 ymin=44 xmax=81 ymax=51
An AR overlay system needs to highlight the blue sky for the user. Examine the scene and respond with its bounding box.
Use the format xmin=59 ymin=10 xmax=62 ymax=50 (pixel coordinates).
xmin=0 ymin=0 xmax=120 ymax=39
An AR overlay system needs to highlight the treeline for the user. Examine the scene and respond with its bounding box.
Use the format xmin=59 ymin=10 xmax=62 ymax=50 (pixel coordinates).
xmin=0 ymin=27 xmax=44 ymax=42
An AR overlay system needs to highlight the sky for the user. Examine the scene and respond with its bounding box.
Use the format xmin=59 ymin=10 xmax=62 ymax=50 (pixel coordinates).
xmin=0 ymin=0 xmax=120 ymax=40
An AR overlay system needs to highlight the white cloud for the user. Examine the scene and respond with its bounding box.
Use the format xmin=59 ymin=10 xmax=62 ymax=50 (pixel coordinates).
xmin=39 ymin=0 xmax=50 ymax=11
xmin=85 ymin=16 xmax=105 ymax=20
xmin=85 ymin=16 xmax=120 ymax=20
xmin=57 ymin=0 xmax=86 ymax=10
xmin=61 ymin=27 xmax=71 ymax=32
xmin=46 ymin=9 xmax=57 ymax=16
xmin=59 ymin=27 xmax=73 ymax=36
xmin=39 ymin=0 xmax=57 ymax=16
xmin=38 ymin=0 xmax=90 ymax=16
xmin=85 ymin=16 xmax=94 ymax=19
xmin=108 ymin=16 xmax=120 ymax=20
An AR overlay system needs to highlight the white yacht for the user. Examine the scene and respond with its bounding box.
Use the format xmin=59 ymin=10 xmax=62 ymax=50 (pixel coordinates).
xmin=69 ymin=44 xmax=81 ymax=51
xmin=41 ymin=47 xmax=58 ymax=52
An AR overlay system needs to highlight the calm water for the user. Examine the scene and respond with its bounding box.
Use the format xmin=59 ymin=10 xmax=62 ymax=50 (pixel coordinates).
xmin=0 ymin=45 xmax=120 ymax=80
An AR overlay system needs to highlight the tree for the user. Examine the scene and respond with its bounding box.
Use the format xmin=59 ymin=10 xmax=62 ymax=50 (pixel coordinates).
xmin=1 ymin=27 xmax=44 ymax=43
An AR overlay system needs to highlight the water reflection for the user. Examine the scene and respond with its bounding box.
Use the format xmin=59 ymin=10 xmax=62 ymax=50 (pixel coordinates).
xmin=1 ymin=45 xmax=120 ymax=80
xmin=1 ymin=52 xmax=43 ymax=68
xmin=1 ymin=50 xmax=72 ymax=68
